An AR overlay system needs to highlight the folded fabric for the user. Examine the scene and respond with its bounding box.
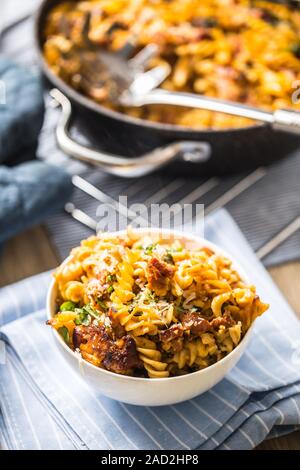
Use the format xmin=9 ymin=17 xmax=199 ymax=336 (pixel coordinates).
xmin=0 ymin=161 xmax=73 ymax=244
xmin=1 ymin=209 xmax=300 ymax=450
xmin=0 ymin=57 xmax=44 ymax=165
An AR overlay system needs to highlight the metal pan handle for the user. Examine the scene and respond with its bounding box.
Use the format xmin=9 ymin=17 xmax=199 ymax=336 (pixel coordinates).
xmin=124 ymin=88 xmax=300 ymax=135
xmin=50 ymin=89 xmax=211 ymax=178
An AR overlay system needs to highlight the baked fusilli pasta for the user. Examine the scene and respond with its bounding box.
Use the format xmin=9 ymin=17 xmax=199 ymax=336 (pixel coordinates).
xmin=48 ymin=230 xmax=269 ymax=378
xmin=43 ymin=0 xmax=300 ymax=129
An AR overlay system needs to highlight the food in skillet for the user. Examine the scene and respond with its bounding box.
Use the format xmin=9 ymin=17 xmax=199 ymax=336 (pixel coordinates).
xmin=47 ymin=230 xmax=269 ymax=378
xmin=43 ymin=0 xmax=300 ymax=129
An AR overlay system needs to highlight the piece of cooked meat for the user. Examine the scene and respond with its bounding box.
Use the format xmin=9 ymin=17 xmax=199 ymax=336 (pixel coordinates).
xmin=103 ymin=336 xmax=143 ymax=374
xmin=181 ymin=310 xmax=235 ymax=334
xmin=73 ymin=324 xmax=111 ymax=360
xmin=73 ymin=324 xmax=142 ymax=374
xmin=160 ymin=310 xmax=238 ymax=354
xmin=210 ymin=312 xmax=235 ymax=329
xmin=146 ymin=257 xmax=175 ymax=296
xmin=160 ymin=312 xmax=211 ymax=351
xmin=181 ymin=311 xmax=211 ymax=335
xmin=159 ymin=324 xmax=185 ymax=353
xmin=160 ymin=324 xmax=185 ymax=343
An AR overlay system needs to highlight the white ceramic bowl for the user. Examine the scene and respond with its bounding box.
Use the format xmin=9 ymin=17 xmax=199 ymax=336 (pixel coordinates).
xmin=47 ymin=228 xmax=253 ymax=406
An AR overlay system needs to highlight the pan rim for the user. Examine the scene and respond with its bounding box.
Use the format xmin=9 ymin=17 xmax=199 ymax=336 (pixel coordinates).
xmin=34 ymin=0 xmax=267 ymax=136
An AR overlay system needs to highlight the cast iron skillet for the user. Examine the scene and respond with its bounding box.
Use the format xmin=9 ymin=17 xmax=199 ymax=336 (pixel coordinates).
xmin=35 ymin=0 xmax=300 ymax=176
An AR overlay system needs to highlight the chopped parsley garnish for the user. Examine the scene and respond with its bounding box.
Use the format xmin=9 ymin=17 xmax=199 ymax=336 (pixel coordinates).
xmin=163 ymin=247 xmax=182 ymax=264
xmin=175 ymin=305 xmax=185 ymax=315
xmin=84 ymin=304 xmax=102 ymax=318
xmin=146 ymin=290 xmax=154 ymax=300
xmin=74 ymin=304 xmax=102 ymax=325
xmin=97 ymin=299 xmax=108 ymax=311
xmin=107 ymin=285 xmax=114 ymax=294
xmin=60 ymin=301 xmax=77 ymax=312
xmin=144 ymin=243 xmax=156 ymax=254
xmin=164 ymin=250 xmax=174 ymax=265
xmin=58 ymin=326 xmax=69 ymax=343
xmin=74 ymin=310 xmax=91 ymax=326
xmin=143 ymin=289 xmax=155 ymax=303
xmin=107 ymin=274 xmax=117 ymax=283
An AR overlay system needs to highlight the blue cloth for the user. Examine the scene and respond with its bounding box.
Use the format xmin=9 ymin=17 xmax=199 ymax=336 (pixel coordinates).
xmin=0 ymin=57 xmax=44 ymax=165
xmin=0 ymin=58 xmax=73 ymax=243
xmin=0 ymin=161 xmax=73 ymax=244
xmin=0 ymin=209 xmax=300 ymax=450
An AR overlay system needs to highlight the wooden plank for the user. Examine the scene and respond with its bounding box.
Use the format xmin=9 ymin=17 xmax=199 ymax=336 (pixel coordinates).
xmin=0 ymin=226 xmax=59 ymax=286
xmin=268 ymin=262 xmax=300 ymax=319
xmin=258 ymin=430 xmax=300 ymax=450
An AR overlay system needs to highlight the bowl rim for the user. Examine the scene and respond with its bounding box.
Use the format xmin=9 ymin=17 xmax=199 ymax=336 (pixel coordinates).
xmin=47 ymin=227 xmax=254 ymax=383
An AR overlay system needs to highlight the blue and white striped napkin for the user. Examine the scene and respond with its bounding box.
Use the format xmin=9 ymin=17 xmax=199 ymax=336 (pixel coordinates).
xmin=1 ymin=209 xmax=300 ymax=450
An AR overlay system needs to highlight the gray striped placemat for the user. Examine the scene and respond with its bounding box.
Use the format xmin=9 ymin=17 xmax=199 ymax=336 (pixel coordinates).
xmin=2 ymin=5 xmax=300 ymax=267
xmin=44 ymin=150 xmax=300 ymax=267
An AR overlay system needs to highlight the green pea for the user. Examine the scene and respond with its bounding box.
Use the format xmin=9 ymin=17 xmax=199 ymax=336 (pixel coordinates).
xmin=60 ymin=301 xmax=77 ymax=312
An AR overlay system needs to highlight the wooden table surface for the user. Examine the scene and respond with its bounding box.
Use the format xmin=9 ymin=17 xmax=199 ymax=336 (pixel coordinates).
xmin=1 ymin=224 xmax=299 ymax=450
